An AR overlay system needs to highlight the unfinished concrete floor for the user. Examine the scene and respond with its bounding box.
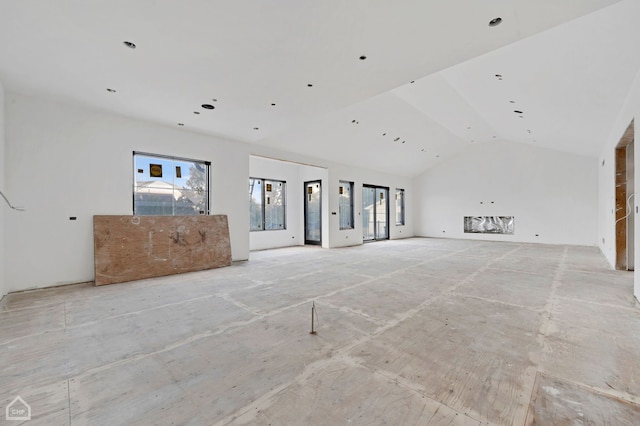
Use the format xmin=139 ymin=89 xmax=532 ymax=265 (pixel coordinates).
xmin=1 ymin=238 xmax=639 ymax=425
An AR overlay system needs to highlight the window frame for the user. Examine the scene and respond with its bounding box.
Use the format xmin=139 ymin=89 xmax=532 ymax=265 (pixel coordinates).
xmin=338 ymin=180 xmax=354 ymax=230
xmin=133 ymin=151 xmax=210 ymax=216
xmin=249 ymin=177 xmax=287 ymax=231
xmin=395 ymin=188 xmax=405 ymax=226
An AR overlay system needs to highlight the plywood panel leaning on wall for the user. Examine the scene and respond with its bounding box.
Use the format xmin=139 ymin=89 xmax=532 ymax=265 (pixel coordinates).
xmin=93 ymin=215 xmax=232 ymax=286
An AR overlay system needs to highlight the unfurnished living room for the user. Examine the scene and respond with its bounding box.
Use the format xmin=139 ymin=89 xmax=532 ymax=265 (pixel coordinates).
xmin=1 ymin=1 xmax=640 ymax=425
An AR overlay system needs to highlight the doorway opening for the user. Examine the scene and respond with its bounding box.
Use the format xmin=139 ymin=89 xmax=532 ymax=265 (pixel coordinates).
xmin=304 ymin=180 xmax=322 ymax=245
xmin=615 ymin=119 xmax=635 ymax=271
xmin=362 ymin=185 xmax=389 ymax=241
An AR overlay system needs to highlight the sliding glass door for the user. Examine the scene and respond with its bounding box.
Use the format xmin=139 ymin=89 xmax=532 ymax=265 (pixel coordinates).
xmin=362 ymin=185 xmax=388 ymax=241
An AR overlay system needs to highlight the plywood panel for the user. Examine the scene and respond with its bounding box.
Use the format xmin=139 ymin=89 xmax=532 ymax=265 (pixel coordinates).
xmin=93 ymin=215 xmax=231 ymax=286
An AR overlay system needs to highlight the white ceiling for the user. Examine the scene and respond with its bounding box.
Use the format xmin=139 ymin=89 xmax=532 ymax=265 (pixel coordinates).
xmin=1 ymin=0 xmax=638 ymax=176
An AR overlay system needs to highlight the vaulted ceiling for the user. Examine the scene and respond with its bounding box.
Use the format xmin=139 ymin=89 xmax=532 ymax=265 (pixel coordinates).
xmin=1 ymin=0 xmax=638 ymax=176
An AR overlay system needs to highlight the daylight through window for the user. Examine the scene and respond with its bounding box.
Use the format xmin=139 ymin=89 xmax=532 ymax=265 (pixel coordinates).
xmin=133 ymin=152 xmax=210 ymax=216
xmin=249 ymin=178 xmax=286 ymax=231
xmin=395 ymin=188 xmax=405 ymax=226
xmin=339 ymin=181 xmax=354 ymax=229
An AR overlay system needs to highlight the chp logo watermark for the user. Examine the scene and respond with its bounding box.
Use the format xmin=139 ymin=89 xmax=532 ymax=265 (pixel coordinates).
xmin=6 ymin=396 xmax=31 ymax=421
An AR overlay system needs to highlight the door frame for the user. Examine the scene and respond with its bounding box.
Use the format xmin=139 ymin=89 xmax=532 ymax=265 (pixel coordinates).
xmin=304 ymin=180 xmax=322 ymax=245
xmin=362 ymin=184 xmax=390 ymax=242
xmin=615 ymin=119 xmax=635 ymax=270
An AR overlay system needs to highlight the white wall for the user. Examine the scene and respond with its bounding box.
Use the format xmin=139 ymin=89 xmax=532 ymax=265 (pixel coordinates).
xmin=0 ymin=81 xmax=6 ymax=300
xmin=249 ymin=155 xmax=412 ymax=251
xmin=5 ymin=93 xmax=251 ymax=292
xmin=249 ymin=156 xmax=327 ymax=251
xmin=4 ymin=93 xmax=416 ymax=292
xmin=245 ymin=144 xmax=415 ymax=251
xmin=414 ymin=140 xmax=598 ymax=246
xmin=328 ymin=164 xmax=414 ymax=248
xmin=598 ymin=67 xmax=640 ymax=302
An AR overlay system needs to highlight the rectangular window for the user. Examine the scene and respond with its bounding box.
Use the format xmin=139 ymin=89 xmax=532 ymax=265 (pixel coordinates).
xmin=339 ymin=181 xmax=354 ymax=229
xmin=395 ymin=188 xmax=405 ymax=226
xmin=249 ymin=178 xmax=286 ymax=231
xmin=133 ymin=152 xmax=210 ymax=216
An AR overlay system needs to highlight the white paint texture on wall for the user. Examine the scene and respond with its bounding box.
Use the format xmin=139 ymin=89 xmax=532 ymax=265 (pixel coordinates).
xmin=5 ymin=93 xmax=251 ymax=292
xmin=598 ymin=66 xmax=640 ymax=302
xmin=3 ymin=93 xmax=416 ymax=291
xmin=328 ymin=164 xmax=414 ymax=248
xmin=248 ymin=156 xmax=413 ymax=251
xmin=0 ymin=81 xmax=6 ymax=299
xmin=247 ymin=146 xmax=414 ymax=251
xmin=249 ymin=156 xmax=301 ymax=251
xmin=414 ymin=140 xmax=598 ymax=246
xmin=249 ymin=156 xmax=327 ymax=251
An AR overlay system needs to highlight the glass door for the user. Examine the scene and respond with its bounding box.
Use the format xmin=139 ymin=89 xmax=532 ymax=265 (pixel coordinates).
xmin=362 ymin=185 xmax=389 ymax=241
xmin=362 ymin=186 xmax=375 ymax=241
xmin=375 ymin=187 xmax=389 ymax=239
xmin=304 ymin=180 xmax=322 ymax=245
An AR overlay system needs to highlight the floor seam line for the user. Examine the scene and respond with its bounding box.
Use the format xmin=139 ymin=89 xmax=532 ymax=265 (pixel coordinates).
xmin=366 ymin=364 xmax=488 ymax=424
xmin=526 ymin=246 xmax=569 ymax=426
xmin=536 ymin=369 xmax=640 ymax=407
xmin=451 ymin=292 xmax=544 ymax=312
xmin=215 ymin=244 xmax=526 ymax=425
xmin=554 ymin=295 xmax=638 ymax=311
xmin=67 ymin=377 xmax=72 ymax=425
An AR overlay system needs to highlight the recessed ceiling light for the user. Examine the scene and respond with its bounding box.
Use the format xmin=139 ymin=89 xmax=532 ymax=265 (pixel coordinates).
xmin=514 ymin=110 xmax=523 ymax=114
xmin=123 ymin=41 xmax=136 ymax=49
xmin=489 ymin=17 xmax=502 ymax=27
xmin=307 ymin=83 xmax=313 ymax=87
xmin=359 ymin=55 xmax=367 ymax=60
xmin=201 ymin=104 xmax=215 ymax=110
xmin=271 ymin=103 xmax=276 ymax=106
xmin=177 ymin=123 xmax=184 ymax=126
xmin=106 ymin=88 xmax=116 ymax=93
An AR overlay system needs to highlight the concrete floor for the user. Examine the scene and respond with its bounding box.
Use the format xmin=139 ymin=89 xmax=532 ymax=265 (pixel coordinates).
xmin=1 ymin=237 xmax=639 ymax=425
